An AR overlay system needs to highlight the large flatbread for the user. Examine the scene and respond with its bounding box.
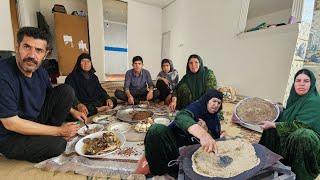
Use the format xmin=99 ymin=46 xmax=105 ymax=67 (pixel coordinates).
xmin=236 ymin=97 xmax=278 ymax=125
xmin=192 ymin=139 xmax=260 ymax=178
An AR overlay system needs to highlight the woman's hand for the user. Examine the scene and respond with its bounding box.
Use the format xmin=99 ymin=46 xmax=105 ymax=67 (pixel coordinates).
xmin=259 ymin=121 xmax=276 ymax=130
xmin=77 ymin=103 xmax=88 ymax=116
xmin=106 ymin=99 xmax=113 ymax=108
xmin=188 ymin=124 xmax=218 ymax=153
xmin=199 ymin=132 xmax=218 ymax=153
xmin=198 ymin=118 xmax=208 ymax=132
xmin=169 ymin=97 xmax=177 ymax=112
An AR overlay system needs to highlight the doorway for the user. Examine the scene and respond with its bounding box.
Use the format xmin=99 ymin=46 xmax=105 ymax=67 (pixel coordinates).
xmin=103 ymin=0 xmax=128 ymax=81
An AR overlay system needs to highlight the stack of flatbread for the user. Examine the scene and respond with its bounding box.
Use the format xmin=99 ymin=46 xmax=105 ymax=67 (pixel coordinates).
xmin=236 ymin=97 xmax=278 ymax=125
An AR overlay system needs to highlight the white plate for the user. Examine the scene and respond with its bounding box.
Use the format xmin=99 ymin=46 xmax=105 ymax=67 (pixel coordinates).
xmin=107 ymin=122 xmax=131 ymax=133
xmin=75 ymin=131 xmax=126 ymax=158
xmin=77 ymin=124 xmax=104 ymax=136
xmin=154 ymin=117 xmax=171 ymax=126
xmin=92 ymin=114 xmax=111 ymax=124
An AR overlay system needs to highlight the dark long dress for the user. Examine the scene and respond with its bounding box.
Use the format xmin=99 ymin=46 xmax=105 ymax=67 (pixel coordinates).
xmin=173 ymin=55 xmax=217 ymax=110
xmin=145 ymin=89 xmax=223 ymax=177
xmin=65 ymin=54 xmax=116 ymax=116
xmin=259 ymin=69 xmax=320 ymax=180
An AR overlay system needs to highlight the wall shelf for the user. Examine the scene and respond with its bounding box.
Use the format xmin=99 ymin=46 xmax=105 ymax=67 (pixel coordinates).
xmin=237 ymin=23 xmax=299 ymax=39
xmin=103 ymin=20 xmax=127 ymax=26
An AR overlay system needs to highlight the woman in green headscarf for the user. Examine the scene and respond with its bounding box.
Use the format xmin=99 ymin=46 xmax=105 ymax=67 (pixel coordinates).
xmin=259 ymin=69 xmax=320 ymax=180
xmin=169 ymin=54 xmax=217 ymax=111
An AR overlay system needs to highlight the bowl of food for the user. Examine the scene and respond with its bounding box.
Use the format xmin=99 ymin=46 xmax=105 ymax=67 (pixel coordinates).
xmin=134 ymin=121 xmax=152 ymax=133
xmin=133 ymin=117 xmax=154 ymax=133
xmin=154 ymin=116 xmax=171 ymax=126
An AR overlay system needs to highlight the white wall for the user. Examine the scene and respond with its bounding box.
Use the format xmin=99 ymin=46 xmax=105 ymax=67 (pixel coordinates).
xmin=0 ymin=0 xmax=15 ymax=51
xmin=127 ymin=0 xmax=162 ymax=78
xmin=87 ymin=0 xmax=105 ymax=80
xmin=163 ymin=0 xmax=299 ymax=102
xmin=18 ymin=0 xmax=40 ymax=27
xmin=246 ymin=9 xmax=292 ymax=30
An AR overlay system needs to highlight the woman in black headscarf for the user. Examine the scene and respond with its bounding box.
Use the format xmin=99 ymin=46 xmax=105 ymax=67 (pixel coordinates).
xmin=65 ymin=53 xmax=117 ymax=116
xmin=136 ymin=89 xmax=223 ymax=177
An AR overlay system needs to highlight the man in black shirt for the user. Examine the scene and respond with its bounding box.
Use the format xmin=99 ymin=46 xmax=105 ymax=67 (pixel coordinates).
xmin=0 ymin=27 xmax=87 ymax=163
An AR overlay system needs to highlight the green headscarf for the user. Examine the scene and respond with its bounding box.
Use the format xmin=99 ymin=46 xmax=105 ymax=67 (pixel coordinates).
xmin=178 ymin=54 xmax=210 ymax=101
xmin=280 ymin=69 xmax=320 ymax=134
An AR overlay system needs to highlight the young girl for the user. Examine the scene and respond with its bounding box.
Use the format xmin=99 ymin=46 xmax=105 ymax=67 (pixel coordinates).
xmin=156 ymin=59 xmax=179 ymax=104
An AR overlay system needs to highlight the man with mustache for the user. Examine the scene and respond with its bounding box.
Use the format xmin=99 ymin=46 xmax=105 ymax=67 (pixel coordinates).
xmin=0 ymin=27 xmax=87 ymax=163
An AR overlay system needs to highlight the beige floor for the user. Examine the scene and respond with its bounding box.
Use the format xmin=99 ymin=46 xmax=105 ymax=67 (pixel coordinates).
xmin=0 ymin=156 xmax=86 ymax=180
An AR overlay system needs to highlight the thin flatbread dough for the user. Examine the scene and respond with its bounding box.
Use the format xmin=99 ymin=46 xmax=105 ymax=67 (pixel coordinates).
xmin=192 ymin=139 xmax=260 ymax=178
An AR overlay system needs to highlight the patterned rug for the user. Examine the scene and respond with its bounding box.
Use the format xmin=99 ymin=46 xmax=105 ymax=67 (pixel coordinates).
xmin=101 ymin=81 xmax=123 ymax=97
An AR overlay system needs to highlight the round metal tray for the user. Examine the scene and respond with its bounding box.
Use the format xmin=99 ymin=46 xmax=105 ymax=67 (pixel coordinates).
xmin=116 ymin=107 xmax=154 ymax=123
xmin=233 ymin=97 xmax=280 ymax=132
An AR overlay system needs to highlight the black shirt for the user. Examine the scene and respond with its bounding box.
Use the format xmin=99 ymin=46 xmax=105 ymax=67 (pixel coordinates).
xmin=0 ymin=56 xmax=51 ymax=140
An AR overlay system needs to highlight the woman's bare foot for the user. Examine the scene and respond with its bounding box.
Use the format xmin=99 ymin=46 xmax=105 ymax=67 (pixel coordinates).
xmin=135 ymin=155 xmax=150 ymax=175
